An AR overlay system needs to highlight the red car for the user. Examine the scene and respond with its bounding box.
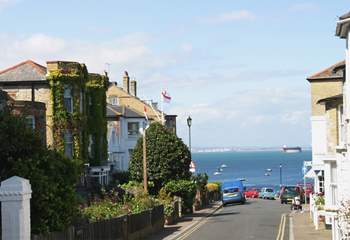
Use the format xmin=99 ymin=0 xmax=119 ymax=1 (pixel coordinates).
xmin=244 ymin=188 xmax=260 ymax=198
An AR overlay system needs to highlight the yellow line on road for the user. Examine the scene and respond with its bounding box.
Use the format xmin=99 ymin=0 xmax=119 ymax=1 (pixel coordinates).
xmin=280 ymin=214 xmax=286 ymax=240
xmin=276 ymin=214 xmax=286 ymax=240
xmin=177 ymin=207 xmax=223 ymax=240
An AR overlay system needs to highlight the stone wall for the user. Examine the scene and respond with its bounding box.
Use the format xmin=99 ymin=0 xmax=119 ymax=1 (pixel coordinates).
xmin=1 ymin=85 xmax=53 ymax=146
xmin=310 ymin=80 xmax=343 ymax=116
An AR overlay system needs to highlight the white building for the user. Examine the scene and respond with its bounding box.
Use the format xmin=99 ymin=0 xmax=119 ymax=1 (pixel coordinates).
xmin=106 ymin=103 xmax=147 ymax=171
xmin=306 ymin=11 xmax=350 ymax=239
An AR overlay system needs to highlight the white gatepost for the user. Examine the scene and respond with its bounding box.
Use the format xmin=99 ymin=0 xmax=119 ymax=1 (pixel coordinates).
xmin=0 ymin=176 xmax=32 ymax=240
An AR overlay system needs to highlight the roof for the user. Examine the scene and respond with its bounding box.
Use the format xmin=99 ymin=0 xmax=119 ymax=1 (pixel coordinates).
xmin=336 ymin=12 xmax=350 ymax=38
xmin=340 ymin=12 xmax=350 ymax=20
xmin=307 ymin=60 xmax=345 ymax=81
xmin=106 ymin=104 xmax=145 ymax=118
xmin=317 ymin=94 xmax=343 ymax=104
xmin=0 ymin=60 xmax=47 ymax=83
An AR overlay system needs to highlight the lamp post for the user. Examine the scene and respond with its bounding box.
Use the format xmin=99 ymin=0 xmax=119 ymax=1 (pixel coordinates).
xmin=187 ymin=116 xmax=192 ymax=155
xmin=279 ymin=164 xmax=283 ymax=187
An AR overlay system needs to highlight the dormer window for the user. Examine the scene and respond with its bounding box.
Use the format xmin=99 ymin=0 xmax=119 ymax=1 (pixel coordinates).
xmin=64 ymin=85 xmax=73 ymax=113
xmin=110 ymin=96 xmax=119 ymax=106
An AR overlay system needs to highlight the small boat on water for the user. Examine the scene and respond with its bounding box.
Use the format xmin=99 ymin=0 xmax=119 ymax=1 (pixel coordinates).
xmin=221 ymin=164 xmax=227 ymax=168
xmin=213 ymin=171 xmax=222 ymax=175
xmin=266 ymin=168 xmax=272 ymax=172
xmin=264 ymin=172 xmax=271 ymax=176
xmin=282 ymin=145 xmax=302 ymax=153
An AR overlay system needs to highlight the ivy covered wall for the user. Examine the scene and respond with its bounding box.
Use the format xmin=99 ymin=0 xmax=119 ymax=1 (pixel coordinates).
xmin=47 ymin=61 xmax=108 ymax=166
xmin=86 ymin=73 xmax=108 ymax=166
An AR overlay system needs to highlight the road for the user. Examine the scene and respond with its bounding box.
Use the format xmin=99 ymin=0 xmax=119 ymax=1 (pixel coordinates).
xmin=184 ymin=198 xmax=291 ymax=240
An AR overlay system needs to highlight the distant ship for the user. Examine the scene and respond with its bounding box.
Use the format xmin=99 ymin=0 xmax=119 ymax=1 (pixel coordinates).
xmin=282 ymin=145 xmax=302 ymax=153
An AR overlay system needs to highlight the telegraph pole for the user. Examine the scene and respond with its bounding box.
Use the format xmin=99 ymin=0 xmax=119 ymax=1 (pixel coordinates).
xmin=143 ymin=129 xmax=148 ymax=192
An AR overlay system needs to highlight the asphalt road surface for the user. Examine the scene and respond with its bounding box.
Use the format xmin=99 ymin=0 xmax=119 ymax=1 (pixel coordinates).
xmin=184 ymin=198 xmax=291 ymax=240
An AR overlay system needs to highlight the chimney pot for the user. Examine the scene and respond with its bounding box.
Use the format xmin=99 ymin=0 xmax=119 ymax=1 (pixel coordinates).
xmin=123 ymin=71 xmax=130 ymax=93
xmin=130 ymin=79 xmax=137 ymax=97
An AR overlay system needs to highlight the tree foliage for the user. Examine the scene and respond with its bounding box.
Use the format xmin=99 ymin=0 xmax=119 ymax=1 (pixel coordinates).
xmin=129 ymin=122 xmax=191 ymax=193
xmin=0 ymin=110 xmax=79 ymax=234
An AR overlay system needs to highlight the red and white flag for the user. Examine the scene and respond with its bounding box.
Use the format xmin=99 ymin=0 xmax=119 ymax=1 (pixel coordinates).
xmin=143 ymin=106 xmax=149 ymax=122
xmin=161 ymin=90 xmax=171 ymax=103
xmin=190 ymin=161 xmax=196 ymax=173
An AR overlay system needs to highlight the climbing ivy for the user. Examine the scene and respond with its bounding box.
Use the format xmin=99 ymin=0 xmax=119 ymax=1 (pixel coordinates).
xmin=47 ymin=63 xmax=108 ymax=166
xmin=86 ymin=73 xmax=108 ymax=166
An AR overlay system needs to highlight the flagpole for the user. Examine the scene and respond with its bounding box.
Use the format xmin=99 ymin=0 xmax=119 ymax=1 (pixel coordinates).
xmin=161 ymin=91 xmax=165 ymax=125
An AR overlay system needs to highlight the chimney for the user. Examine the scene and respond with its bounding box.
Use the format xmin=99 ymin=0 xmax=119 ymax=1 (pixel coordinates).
xmin=123 ymin=71 xmax=130 ymax=93
xmin=130 ymin=79 xmax=137 ymax=97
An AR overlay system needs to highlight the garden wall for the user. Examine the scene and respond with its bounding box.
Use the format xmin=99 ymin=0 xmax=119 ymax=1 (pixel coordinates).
xmin=32 ymin=205 xmax=164 ymax=240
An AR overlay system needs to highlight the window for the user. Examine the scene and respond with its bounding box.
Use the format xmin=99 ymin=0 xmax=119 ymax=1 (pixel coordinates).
xmin=110 ymin=96 xmax=119 ymax=106
xmin=128 ymin=122 xmax=140 ymax=137
xmin=25 ymin=115 xmax=35 ymax=129
xmin=330 ymin=162 xmax=338 ymax=206
xmin=64 ymin=85 xmax=73 ymax=113
xmin=110 ymin=153 xmax=122 ymax=170
xmin=80 ymin=90 xmax=84 ymax=113
xmin=338 ymin=104 xmax=345 ymax=145
xmin=88 ymin=135 xmax=95 ymax=158
xmin=64 ymin=130 xmax=73 ymax=158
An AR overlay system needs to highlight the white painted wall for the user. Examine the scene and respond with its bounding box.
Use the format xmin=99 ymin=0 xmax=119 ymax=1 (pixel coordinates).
xmin=107 ymin=117 xmax=146 ymax=171
xmin=311 ymin=116 xmax=327 ymax=169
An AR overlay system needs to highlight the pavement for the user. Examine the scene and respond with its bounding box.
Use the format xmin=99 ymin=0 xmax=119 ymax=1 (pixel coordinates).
xmin=290 ymin=205 xmax=331 ymax=240
xmin=146 ymin=201 xmax=222 ymax=240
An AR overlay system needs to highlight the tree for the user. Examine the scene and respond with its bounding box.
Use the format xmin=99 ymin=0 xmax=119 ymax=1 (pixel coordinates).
xmin=129 ymin=122 xmax=191 ymax=193
xmin=0 ymin=110 xmax=79 ymax=234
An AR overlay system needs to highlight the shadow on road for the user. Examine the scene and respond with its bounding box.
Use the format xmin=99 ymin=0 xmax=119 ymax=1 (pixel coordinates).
xmin=145 ymin=226 xmax=181 ymax=240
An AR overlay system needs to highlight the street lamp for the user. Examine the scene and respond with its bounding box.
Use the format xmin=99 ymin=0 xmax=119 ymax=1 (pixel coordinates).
xmin=187 ymin=116 xmax=192 ymax=154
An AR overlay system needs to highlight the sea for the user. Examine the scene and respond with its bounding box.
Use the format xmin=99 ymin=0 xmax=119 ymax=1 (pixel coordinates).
xmin=192 ymin=150 xmax=312 ymax=189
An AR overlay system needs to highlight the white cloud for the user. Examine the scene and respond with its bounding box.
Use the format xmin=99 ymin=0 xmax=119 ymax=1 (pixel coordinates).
xmin=12 ymin=34 xmax=65 ymax=55
xmin=281 ymin=111 xmax=308 ymax=125
xmin=180 ymin=43 xmax=193 ymax=53
xmin=203 ymin=10 xmax=256 ymax=24
xmin=170 ymin=86 xmax=310 ymax=147
xmin=0 ymin=32 xmax=166 ymax=80
xmin=0 ymin=0 xmax=16 ymax=10
xmin=289 ymin=3 xmax=319 ymax=12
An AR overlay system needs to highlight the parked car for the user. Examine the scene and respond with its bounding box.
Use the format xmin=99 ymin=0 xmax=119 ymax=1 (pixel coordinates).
xmin=222 ymin=180 xmax=246 ymax=205
xmin=280 ymin=186 xmax=304 ymax=204
xmin=245 ymin=188 xmax=260 ymax=198
xmin=259 ymin=187 xmax=276 ymax=199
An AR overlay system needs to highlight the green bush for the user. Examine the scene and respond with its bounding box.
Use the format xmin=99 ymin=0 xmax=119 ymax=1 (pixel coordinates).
xmin=81 ymin=200 xmax=126 ymax=222
xmin=129 ymin=123 xmax=191 ymax=194
xmin=110 ymin=170 xmax=130 ymax=185
xmin=0 ymin=111 xmax=80 ymax=234
xmin=206 ymin=183 xmax=219 ymax=193
xmin=192 ymin=173 xmax=208 ymax=192
xmin=158 ymin=188 xmax=175 ymax=217
xmin=162 ymin=180 xmax=196 ymax=212
xmin=81 ymin=185 xmax=158 ymax=222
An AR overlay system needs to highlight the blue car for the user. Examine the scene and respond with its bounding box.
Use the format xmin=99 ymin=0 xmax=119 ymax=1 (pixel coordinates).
xmin=259 ymin=187 xmax=276 ymax=200
xmin=222 ymin=180 xmax=246 ymax=205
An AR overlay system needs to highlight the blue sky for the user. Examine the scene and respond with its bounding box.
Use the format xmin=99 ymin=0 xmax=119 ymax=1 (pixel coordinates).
xmin=0 ymin=0 xmax=349 ymax=147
